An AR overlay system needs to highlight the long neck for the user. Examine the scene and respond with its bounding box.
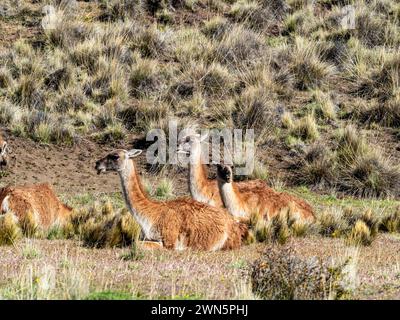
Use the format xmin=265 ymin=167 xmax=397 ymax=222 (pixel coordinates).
xmin=118 ymin=159 xmax=157 ymax=235
xmin=188 ymin=143 xmax=211 ymax=200
xmin=217 ymin=179 xmax=246 ymax=218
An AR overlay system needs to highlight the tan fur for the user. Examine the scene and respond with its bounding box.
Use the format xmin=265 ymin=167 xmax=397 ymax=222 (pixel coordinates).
xmin=0 ymin=183 xmax=72 ymax=227
xmin=96 ymin=150 xmax=248 ymax=251
xmin=190 ymin=163 xmax=268 ymax=208
xmin=217 ymin=165 xmax=314 ymax=221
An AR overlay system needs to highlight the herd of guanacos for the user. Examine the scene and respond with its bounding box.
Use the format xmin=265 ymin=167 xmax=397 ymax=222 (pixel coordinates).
xmin=0 ymin=131 xmax=314 ymax=251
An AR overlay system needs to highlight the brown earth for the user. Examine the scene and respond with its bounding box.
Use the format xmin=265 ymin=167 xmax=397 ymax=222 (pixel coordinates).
xmin=0 ymin=130 xmax=191 ymax=197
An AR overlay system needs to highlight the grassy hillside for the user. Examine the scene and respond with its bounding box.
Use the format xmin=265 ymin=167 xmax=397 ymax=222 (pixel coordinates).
xmin=1 ymin=0 xmax=400 ymax=193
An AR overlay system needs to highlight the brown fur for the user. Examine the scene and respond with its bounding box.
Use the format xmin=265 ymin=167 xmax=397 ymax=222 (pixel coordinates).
xmin=0 ymin=183 xmax=72 ymax=227
xmin=217 ymin=165 xmax=314 ymax=221
xmin=192 ymin=162 xmax=270 ymax=208
xmin=96 ymin=150 xmax=248 ymax=251
xmin=177 ymin=133 xmax=265 ymax=208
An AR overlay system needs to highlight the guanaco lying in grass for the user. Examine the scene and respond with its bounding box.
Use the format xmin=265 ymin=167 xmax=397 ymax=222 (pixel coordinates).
xmin=0 ymin=183 xmax=72 ymax=228
xmin=216 ymin=164 xmax=314 ymax=221
xmin=177 ymin=132 xmax=265 ymax=208
xmin=95 ymin=149 xmax=248 ymax=251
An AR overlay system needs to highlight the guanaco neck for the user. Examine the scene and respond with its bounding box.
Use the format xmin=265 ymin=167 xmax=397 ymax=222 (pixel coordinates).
xmin=188 ymin=142 xmax=215 ymax=205
xmin=118 ymin=159 xmax=159 ymax=239
xmin=217 ymin=179 xmax=247 ymax=218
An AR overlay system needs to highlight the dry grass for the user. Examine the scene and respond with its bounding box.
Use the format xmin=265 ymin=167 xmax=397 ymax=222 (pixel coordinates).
xmin=0 ymin=234 xmax=398 ymax=300
xmin=1 ymin=0 xmax=400 ymax=198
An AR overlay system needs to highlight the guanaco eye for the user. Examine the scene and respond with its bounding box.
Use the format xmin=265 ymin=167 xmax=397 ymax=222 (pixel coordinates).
xmin=110 ymin=154 xmax=120 ymax=160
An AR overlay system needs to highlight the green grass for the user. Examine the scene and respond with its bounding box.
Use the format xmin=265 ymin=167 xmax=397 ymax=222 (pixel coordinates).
xmin=288 ymin=186 xmax=400 ymax=212
xmin=85 ymin=291 xmax=137 ymax=300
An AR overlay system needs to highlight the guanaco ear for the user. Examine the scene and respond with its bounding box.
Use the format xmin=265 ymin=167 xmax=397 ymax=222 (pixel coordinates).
xmin=127 ymin=149 xmax=142 ymax=158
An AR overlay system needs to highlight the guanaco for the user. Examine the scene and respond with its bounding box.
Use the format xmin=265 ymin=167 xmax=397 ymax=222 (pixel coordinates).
xmin=216 ymin=164 xmax=314 ymax=220
xmin=0 ymin=183 xmax=72 ymax=227
xmin=95 ymin=149 xmax=248 ymax=251
xmin=177 ymin=132 xmax=265 ymax=208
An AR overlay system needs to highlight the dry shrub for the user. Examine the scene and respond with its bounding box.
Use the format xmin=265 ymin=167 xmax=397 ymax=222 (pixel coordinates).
xmin=250 ymin=244 xmax=356 ymax=300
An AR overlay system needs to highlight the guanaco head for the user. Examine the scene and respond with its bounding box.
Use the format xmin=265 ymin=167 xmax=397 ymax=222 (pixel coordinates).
xmin=0 ymin=137 xmax=9 ymax=169
xmin=177 ymin=132 xmax=208 ymax=156
xmin=95 ymin=149 xmax=142 ymax=174
xmin=216 ymin=164 xmax=233 ymax=184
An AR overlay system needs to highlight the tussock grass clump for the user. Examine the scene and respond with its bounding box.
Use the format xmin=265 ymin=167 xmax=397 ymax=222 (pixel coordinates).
xmin=202 ymin=16 xmax=230 ymax=39
xmin=285 ymin=38 xmax=336 ymax=90
xmin=0 ymin=67 xmax=13 ymax=89
xmin=315 ymin=209 xmax=348 ymax=238
xmin=233 ymin=85 xmax=277 ymax=144
xmin=54 ymin=87 xmax=87 ymax=112
xmin=281 ymin=111 xmax=294 ymax=129
xmin=315 ymin=206 xmax=382 ymax=246
xmin=202 ymin=63 xmax=236 ymax=97
xmin=154 ymin=178 xmax=175 ymax=199
xmin=229 ymin=0 xmax=288 ymax=32
xmin=249 ymin=206 xmax=311 ymax=244
xmin=346 ymin=220 xmax=372 ymax=246
xmin=250 ymin=245 xmax=357 ymax=300
xmin=214 ymin=25 xmax=264 ymax=67
xmin=20 ymin=210 xmax=41 ymax=238
xmin=380 ymin=209 xmax=400 ymax=233
xmin=105 ymin=209 xmax=142 ymax=248
xmin=94 ymin=122 xmax=126 ymax=144
xmin=335 ymin=126 xmax=400 ymax=198
xmin=120 ymin=100 xmax=170 ymax=133
xmin=129 ymin=58 xmax=164 ymax=98
xmin=73 ymin=202 xmax=141 ymax=248
xmin=99 ymin=0 xmax=144 ymax=21
xmin=0 ymin=212 xmax=22 ymax=245
xmin=290 ymin=114 xmax=319 ymax=141
xmin=310 ymin=90 xmax=336 ymax=121
xmin=46 ymin=221 xmax=74 ymax=240
xmin=250 ymin=161 xmax=269 ymax=180
xmin=292 ymin=143 xmax=336 ymax=187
